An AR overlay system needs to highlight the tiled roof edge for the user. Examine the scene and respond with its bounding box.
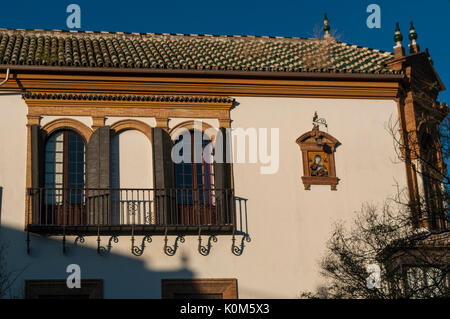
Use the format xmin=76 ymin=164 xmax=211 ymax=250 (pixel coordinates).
xmin=2 ymin=64 xmax=404 ymax=77
xmin=22 ymin=92 xmax=235 ymax=103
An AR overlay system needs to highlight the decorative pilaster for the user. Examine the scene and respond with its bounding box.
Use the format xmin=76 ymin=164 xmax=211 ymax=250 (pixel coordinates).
xmin=25 ymin=115 xmax=41 ymax=226
xmin=155 ymin=117 xmax=169 ymax=131
xmin=91 ymin=117 xmax=105 ymax=130
xmin=218 ymin=118 xmax=231 ymax=129
xmin=26 ymin=115 xmax=41 ymax=127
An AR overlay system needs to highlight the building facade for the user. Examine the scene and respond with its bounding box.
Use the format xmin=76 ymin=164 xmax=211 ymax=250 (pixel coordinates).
xmin=0 ymin=20 xmax=447 ymax=298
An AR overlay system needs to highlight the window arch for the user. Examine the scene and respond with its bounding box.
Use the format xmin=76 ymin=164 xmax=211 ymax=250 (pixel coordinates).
xmin=42 ymin=118 xmax=93 ymax=143
xmin=110 ymin=119 xmax=152 ymax=143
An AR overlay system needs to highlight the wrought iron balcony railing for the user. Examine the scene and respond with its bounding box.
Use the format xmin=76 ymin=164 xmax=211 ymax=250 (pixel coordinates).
xmin=26 ymin=188 xmax=235 ymax=236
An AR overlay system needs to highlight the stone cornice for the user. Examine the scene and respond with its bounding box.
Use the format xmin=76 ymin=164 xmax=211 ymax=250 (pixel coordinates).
xmin=23 ymin=92 xmax=235 ymax=110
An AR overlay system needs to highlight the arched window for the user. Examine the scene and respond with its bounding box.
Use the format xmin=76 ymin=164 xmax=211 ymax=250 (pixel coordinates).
xmin=173 ymin=129 xmax=215 ymax=225
xmin=44 ymin=129 xmax=85 ymax=225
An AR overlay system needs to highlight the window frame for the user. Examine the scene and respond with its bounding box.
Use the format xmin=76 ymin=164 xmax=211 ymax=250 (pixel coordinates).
xmin=25 ymin=279 xmax=103 ymax=299
xmin=161 ymin=278 xmax=238 ymax=299
xmin=174 ymin=129 xmax=214 ymax=202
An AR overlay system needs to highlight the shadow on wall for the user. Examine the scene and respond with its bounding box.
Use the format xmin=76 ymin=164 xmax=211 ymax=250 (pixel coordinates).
xmin=0 ymin=225 xmax=196 ymax=299
xmin=234 ymin=196 xmax=249 ymax=236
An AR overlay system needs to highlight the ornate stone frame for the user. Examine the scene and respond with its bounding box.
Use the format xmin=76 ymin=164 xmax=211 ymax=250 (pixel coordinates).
xmin=296 ymin=125 xmax=340 ymax=191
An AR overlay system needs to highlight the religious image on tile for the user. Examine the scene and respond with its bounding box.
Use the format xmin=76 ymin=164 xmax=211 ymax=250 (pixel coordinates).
xmin=308 ymin=152 xmax=329 ymax=177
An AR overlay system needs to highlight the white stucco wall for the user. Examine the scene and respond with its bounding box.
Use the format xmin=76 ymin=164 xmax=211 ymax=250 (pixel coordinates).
xmin=110 ymin=130 xmax=153 ymax=189
xmin=0 ymin=94 xmax=406 ymax=299
xmin=0 ymin=93 xmax=28 ymax=232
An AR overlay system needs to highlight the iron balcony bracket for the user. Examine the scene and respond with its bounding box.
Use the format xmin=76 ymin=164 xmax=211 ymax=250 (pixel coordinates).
xmin=198 ymin=227 xmax=217 ymax=256
xmin=131 ymin=235 xmax=152 ymax=257
xmin=231 ymin=230 xmax=251 ymax=256
xmin=98 ymin=235 xmax=119 ymax=256
xmin=75 ymin=235 xmax=85 ymax=246
xmin=164 ymin=227 xmax=185 ymax=256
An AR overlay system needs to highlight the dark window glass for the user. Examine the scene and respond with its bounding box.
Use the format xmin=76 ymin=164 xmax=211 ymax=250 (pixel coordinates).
xmin=173 ymin=130 xmax=216 ymax=225
xmin=44 ymin=130 xmax=85 ymax=205
xmin=174 ymin=130 xmax=213 ymax=204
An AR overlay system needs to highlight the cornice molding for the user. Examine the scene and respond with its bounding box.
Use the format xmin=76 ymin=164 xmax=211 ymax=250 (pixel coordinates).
xmin=23 ymin=92 xmax=234 ymax=120
xmin=0 ymin=72 xmax=402 ymax=100
xmin=23 ymin=92 xmax=234 ymax=106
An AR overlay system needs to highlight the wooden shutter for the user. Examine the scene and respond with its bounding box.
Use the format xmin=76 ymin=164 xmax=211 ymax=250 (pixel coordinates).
xmin=152 ymin=127 xmax=175 ymax=224
xmin=30 ymin=125 xmax=47 ymax=189
xmin=30 ymin=125 xmax=47 ymax=224
xmin=213 ymin=127 xmax=233 ymax=224
xmin=86 ymin=126 xmax=110 ymax=224
xmin=86 ymin=126 xmax=110 ymax=189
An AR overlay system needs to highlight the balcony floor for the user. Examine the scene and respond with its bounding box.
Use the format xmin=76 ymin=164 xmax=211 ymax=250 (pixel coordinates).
xmin=26 ymin=224 xmax=235 ymax=236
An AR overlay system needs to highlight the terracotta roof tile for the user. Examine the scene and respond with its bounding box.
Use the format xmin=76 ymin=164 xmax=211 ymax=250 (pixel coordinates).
xmin=0 ymin=28 xmax=399 ymax=74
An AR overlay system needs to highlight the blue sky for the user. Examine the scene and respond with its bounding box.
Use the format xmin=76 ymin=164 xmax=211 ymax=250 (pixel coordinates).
xmin=0 ymin=0 xmax=449 ymax=101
